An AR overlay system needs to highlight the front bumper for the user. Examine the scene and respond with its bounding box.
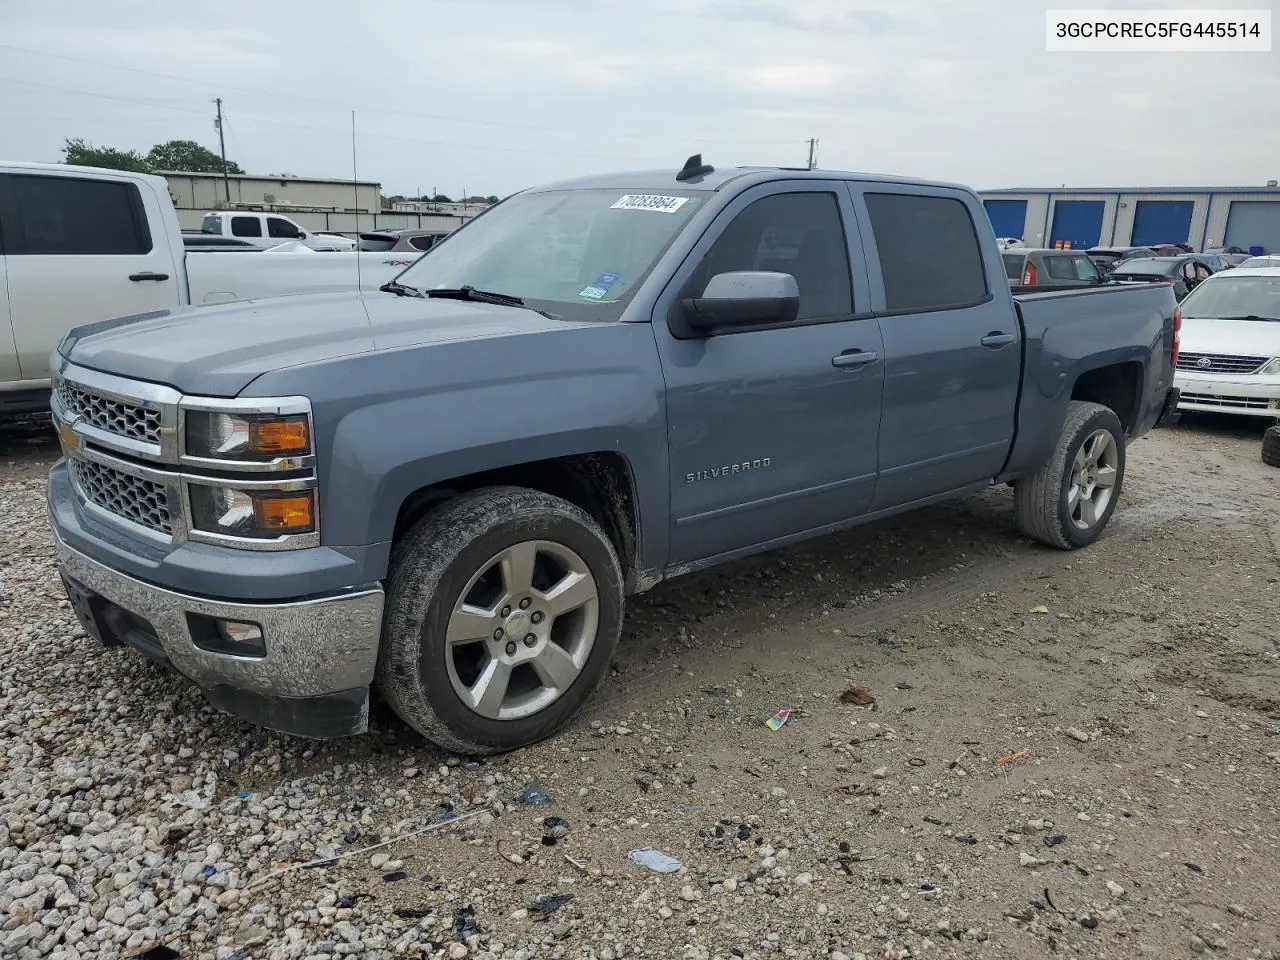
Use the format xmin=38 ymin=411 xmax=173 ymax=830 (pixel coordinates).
xmin=1175 ymin=372 xmax=1280 ymax=417
xmin=53 ymin=532 xmax=385 ymax=738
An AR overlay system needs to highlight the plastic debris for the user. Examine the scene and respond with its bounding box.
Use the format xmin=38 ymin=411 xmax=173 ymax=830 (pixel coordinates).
xmin=765 ymin=709 xmax=791 ymax=731
xmin=1044 ymin=834 xmax=1067 ymax=847
xmin=343 ymin=824 xmax=362 ymax=844
xmin=839 ymin=686 xmax=876 ymax=706
xmin=1184 ymin=861 xmax=1204 ymax=874
xmin=236 ymin=790 xmax=250 ymax=800
xmin=530 ymin=893 xmax=575 ymax=917
xmin=955 ymin=835 xmax=978 ymax=845
xmin=382 ymin=870 xmax=407 ymax=882
xmin=1030 ymin=605 xmax=1050 ymax=614
xmin=996 ymin=751 xmax=1027 ymax=765
xmin=519 ymin=779 xmax=554 ymax=806
xmin=452 ymin=905 xmax=479 ymax=941
xmin=1020 ymin=851 xmax=1048 ymax=867
xmin=628 ymin=847 xmax=682 ymax=873
xmin=201 ymin=865 xmax=216 ymax=879
xmin=541 ymin=816 xmax=570 ymax=845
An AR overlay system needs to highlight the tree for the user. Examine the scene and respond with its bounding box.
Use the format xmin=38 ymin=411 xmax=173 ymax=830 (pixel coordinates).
xmin=146 ymin=140 xmax=243 ymax=174
xmin=485 ymin=195 xmax=499 ymax=204
xmin=430 ymin=193 xmax=452 ymax=203
xmin=62 ymin=138 xmax=150 ymax=173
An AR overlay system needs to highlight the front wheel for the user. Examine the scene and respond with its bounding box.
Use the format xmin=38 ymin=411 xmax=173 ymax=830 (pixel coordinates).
xmin=1014 ymin=401 xmax=1126 ymax=549
xmin=377 ymin=487 xmax=624 ymax=755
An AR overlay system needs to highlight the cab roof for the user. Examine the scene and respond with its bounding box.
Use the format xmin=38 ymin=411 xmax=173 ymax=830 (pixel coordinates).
xmin=526 ymin=164 xmax=974 ymax=196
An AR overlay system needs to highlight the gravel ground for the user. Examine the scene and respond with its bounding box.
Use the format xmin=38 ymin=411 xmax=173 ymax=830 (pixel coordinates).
xmin=2 ymin=412 xmax=1279 ymax=960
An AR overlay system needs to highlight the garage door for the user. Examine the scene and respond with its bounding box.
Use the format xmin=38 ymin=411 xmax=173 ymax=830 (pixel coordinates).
xmin=1049 ymin=200 xmax=1104 ymax=249
xmin=983 ymin=200 xmax=1028 ymax=240
xmin=1224 ymin=201 xmax=1280 ymax=254
xmin=1130 ymin=200 xmax=1194 ymax=246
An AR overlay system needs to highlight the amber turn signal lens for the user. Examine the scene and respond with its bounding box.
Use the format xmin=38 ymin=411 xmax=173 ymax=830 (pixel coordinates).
xmin=249 ymin=417 xmax=310 ymax=455
xmin=252 ymin=493 xmax=314 ymax=532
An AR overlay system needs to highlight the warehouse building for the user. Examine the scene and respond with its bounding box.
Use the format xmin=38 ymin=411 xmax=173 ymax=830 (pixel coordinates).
xmin=978 ymin=184 xmax=1280 ymax=253
xmin=162 ymin=171 xmax=383 ymax=215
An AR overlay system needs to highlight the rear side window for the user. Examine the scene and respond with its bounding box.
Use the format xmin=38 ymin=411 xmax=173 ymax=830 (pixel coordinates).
xmin=1002 ymin=253 xmax=1024 ymax=279
xmin=408 ymin=235 xmax=437 ymax=251
xmin=231 ymin=216 xmax=263 ymax=238
xmin=1045 ymin=255 xmax=1075 ymax=280
xmin=357 ymin=234 xmax=397 ymax=251
xmin=865 ymin=193 xmax=988 ymax=312
xmin=6 ymin=175 xmax=152 ymax=255
xmin=201 ymin=214 xmax=221 ymax=235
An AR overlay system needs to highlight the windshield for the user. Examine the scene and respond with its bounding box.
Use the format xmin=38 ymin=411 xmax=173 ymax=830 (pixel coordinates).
xmin=1180 ymin=275 xmax=1280 ymax=319
xmin=1240 ymin=257 xmax=1280 ymax=268
xmin=394 ymin=188 xmax=706 ymax=320
xmin=1112 ymin=259 xmax=1175 ymax=276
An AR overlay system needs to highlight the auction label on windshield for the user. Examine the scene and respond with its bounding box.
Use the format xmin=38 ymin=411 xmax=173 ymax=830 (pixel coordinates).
xmin=611 ymin=194 xmax=690 ymax=213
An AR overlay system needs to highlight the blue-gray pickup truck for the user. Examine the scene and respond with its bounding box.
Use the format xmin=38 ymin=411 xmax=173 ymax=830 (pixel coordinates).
xmin=46 ymin=157 xmax=1182 ymax=753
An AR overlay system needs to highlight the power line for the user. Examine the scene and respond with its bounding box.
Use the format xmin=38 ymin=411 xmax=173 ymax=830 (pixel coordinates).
xmin=0 ymin=43 xmax=803 ymax=147
xmin=0 ymin=76 xmax=209 ymax=115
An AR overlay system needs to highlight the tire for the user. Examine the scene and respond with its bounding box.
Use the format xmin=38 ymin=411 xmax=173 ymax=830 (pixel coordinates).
xmin=376 ymin=486 xmax=624 ymax=755
xmin=1014 ymin=401 xmax=1126 ymax=550
xmin=1263 ymin=425 xmax=1280 ymax=468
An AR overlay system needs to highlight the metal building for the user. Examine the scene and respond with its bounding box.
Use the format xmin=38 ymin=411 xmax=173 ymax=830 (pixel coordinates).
xmin=977 ymin=185 xmax=1280 ymax=253
xmin=162 ymin=171 xmax=383 ymax=215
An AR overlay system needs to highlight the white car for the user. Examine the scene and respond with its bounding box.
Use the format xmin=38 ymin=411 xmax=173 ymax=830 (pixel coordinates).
xmin=1174 ymin=267 xmax=1280 ymax=418
xmin=995 ymin=237 xmax=1026 ymax=250
xmin=0 ymin=162 xmax=414 ymax=414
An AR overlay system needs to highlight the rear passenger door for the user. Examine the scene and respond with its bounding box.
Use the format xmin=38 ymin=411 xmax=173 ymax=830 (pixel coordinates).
xmin=851 ymin=187 xmax=1020 ymax=510
xmin=0 ymin=172 xmax=182 ymax=385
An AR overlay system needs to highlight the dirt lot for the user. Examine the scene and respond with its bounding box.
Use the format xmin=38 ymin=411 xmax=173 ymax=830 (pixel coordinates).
xmin=2 ymin=413 xmax=1278 ymax=960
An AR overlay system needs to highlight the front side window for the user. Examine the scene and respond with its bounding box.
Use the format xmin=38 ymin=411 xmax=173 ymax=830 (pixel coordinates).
xmin=1071 ymin=256 xmax=1100 ymax=281
xmin=8 ymin=175 xmax=151 ymax=255
xmin=865 ymin=193 xmax=987 ymax=312
xmin=231 ymin=216 xmax=263 ymax=238
xmin=395 ymin=188 xmax=705 ymax=321
xmin=683 ymin=192 xmax=853 ymax=321
xmin=267 ymin=217 xmax=300 ymax=239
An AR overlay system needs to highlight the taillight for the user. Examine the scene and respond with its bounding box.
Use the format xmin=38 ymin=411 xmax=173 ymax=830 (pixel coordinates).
xmin=1172 ymin=304 xmax=1181 ymax=368
xmin=1023 ymin=262 xmax=1037 ymax=286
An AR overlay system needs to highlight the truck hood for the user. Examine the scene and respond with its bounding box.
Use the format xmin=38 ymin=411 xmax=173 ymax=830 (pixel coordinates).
xmin=61 ymin=292 xmax=589 ymax=396
xmin=1180 ymin=316 xmax=1280 ymax=359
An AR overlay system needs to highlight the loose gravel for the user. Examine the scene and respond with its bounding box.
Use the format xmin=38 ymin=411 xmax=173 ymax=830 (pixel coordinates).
xmin=2 ymin=414 xmax=1280 ymax=959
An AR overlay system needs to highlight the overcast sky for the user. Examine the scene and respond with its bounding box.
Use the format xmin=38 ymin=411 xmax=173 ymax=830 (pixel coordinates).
xmin=1 ymin=0 xmax=1276 ymax=197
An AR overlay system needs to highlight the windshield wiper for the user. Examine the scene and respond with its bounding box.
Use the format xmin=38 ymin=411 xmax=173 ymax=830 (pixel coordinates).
xmin=425 ymin=286 xmax=560 ymax=320
xmin=1217 ymin=314 xmax=1280 ymax=322
xmin=380 ymin=280 xmax=424 ymax=298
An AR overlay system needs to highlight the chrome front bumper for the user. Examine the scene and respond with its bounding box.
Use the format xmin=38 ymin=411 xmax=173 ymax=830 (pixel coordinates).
xmin=53 ymin=532 xmax=385 ymax=738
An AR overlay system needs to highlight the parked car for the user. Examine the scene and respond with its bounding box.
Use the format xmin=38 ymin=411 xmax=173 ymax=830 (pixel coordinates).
xmin=200 ymin=211 xmax=357 ymax=251
xmin=1108 ymin=255 xmax=1215 ymax=300
xmin=1148 ymin=243 xmax=1194 ymax=257
xmin=357 ymin=229 xmax=451 ymax=253
xmin=995 ymin=237 xmax=1025 ymax=250
xmin=1239 ymin=256 xmax=1280 ymax=269
xmin=0 ymin=162 xmax=416 ymax=414
xmin=1206 ymin=246 xmax=1249 ymax=255
xmin=1173 ymin=267 xmax=1280 ymax=418
xmin=1087 ymin=246 xmax=1157 ymax=273
xmin=1217 ymin=253 xmax=1253 ymax=267
xmin=46 ymin=158 xmax=1180 ymax=752
xmin=1003 ymin=248 xmax=1107 ymax=288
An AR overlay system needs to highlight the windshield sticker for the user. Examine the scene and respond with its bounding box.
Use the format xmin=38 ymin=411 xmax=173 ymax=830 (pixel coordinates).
xmin=579 ymin=271 xmax=622 ymax=300
xmin=610 ymin=194 xmax=689 ymax=214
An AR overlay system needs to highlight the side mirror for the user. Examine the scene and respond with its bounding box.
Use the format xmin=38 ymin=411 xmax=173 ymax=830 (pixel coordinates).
xmin=681 ymin=271 xmax=800 ymax=332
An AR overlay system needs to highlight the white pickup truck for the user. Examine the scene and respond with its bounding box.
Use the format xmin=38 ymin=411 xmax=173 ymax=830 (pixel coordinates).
xmin=197 ymin=211 xmax=357 ymax=251
xmin=0 ymin=162 xmax=420 ymax=414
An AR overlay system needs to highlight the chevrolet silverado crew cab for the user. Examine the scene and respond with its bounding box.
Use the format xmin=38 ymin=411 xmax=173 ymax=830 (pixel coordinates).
xmin=47 ymin=156 xmax=1181 ymax=754
xmin=0 ymin=162 xmax=413 ymax=414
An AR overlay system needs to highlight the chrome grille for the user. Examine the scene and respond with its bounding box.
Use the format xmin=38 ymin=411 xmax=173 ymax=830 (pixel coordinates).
xmin=57 ymin=381 xmax=162 ymax=445
xmin=69 ymin=459 xmax=173 ymax=536
xmin=1179 ymin=392 xmax=1272 ymax=410
xmin=1176 ymin=353 xmax=1269 ymax=375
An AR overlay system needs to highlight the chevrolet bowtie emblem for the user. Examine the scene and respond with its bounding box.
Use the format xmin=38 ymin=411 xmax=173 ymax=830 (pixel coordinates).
xmin=57 ymin=418 xmax=82 ymax=452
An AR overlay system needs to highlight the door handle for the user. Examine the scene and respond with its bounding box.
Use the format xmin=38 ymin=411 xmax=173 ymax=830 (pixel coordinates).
xmin=129 ymin=272 xmax=170 ymax=282
xmin=980 ymin=332 xmax=1016 ymax=348
xmin=832 ymin=349 xmax=879 ymax=369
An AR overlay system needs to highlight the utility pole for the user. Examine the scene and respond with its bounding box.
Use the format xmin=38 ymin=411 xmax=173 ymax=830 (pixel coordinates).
xmin=807 ymin=138 xmax=818 ymax=170
xmin=213 ymin=98 xmax=230 ymax=205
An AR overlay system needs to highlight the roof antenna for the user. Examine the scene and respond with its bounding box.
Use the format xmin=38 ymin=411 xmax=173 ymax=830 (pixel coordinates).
xmin=676 ymin=153 xmax=714 ymax=182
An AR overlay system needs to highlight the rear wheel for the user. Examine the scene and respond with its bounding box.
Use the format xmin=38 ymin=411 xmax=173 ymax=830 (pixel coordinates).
xmin=1015 ymin=401 xmax=1126 ymax=549
xmin=1263 ymin=425 xmax=1280 ymax=468
xmin=377 ymin=487 xmax=624 ymax=755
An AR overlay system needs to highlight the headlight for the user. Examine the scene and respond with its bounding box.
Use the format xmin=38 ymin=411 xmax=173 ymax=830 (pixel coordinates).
xmin=185 ymin=412 xmax=311 ymax=461
xmin=1260 ymin=358 xmax=1280 ymax=375
xmin=188 ymin=484 xmax=316 ymax=539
